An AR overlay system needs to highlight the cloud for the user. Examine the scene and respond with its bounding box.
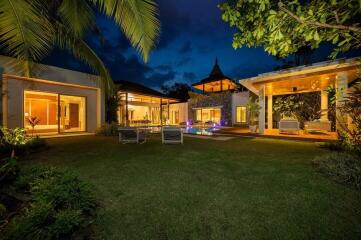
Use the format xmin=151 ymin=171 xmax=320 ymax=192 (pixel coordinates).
xmin=183 ymin=72 xmax=197 ymax=82
xmin=178 ymin=41 xmax=192 ymax=54
xmin=145 ymin=70 xmax=177 ymax=87
xmin=177 ymin=57 xmax=192 ymax=67
xmin=154 ymin=64 xmax=173 ymax=72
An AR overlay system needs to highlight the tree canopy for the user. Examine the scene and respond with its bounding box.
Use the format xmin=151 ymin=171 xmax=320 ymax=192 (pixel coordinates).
xmin=0 ymin=0 xmax=160 ymax=89
xmin=219 ymin=0 xmax=361 ymax=59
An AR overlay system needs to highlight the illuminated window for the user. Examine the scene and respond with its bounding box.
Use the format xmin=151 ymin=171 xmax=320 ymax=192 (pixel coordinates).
xmin=24 ymin=91 xmax=86 ymax=134
xmin=59 ymin=95 xmax=86 ymax=133
xmin=196 ymin=109 xmax=202 ymax=121
xmin=24 ymin=91 xmax=58 ymax=134
xmin=236 ymin=106 xmax=247 ymax=123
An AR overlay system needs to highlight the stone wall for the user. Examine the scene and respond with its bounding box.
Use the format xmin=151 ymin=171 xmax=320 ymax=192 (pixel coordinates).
xmin=188 ymin=92 xmax=233 ymax=126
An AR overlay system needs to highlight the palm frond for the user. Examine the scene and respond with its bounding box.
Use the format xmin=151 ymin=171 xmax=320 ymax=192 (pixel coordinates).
xmin=92 ymin=0 xmax=160 ymax=62
xmin=55 ymin=23 xmax=113 ymax=91
xmin=0 ymin=0 xmax=54 ymax=76
xmin=58 ymin=0 xmax=94 ymax=37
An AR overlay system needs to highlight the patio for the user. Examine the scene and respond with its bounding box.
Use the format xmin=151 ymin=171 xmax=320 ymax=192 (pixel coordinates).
xmin=217 ymin=128 xmax=337 ymax=141
xmin=240 ymin=58 xmax=360 ymax=139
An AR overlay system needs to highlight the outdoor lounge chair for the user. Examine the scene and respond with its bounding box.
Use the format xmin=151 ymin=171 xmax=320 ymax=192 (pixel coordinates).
xmin=118 ymin=127 xmax=146 ymax=144
xmin=279 ymin=119 xmax=300 ymax=135
xmin=304 ymin=120 xmax=331 ymax=133
xmin=162 ymin=126 xmax=183 ymax=144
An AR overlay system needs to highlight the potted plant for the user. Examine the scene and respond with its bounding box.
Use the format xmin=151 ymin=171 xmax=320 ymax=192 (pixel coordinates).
xmin=246 ymin=97 xmax=261 ymax=133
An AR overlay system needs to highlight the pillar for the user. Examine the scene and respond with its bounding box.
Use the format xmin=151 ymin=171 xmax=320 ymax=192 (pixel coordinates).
xmin=125 ymin=92 xmax=129 ymax=126
xmin=335 ymin=72 xmax=348 ymax=131
xmin=258 ymin=85 xmax=265 ymax=134
xmin=160 ymin=98 xmax=163 ymax=126
xmin=267 ymin=95 xmax=273 ymax=129
xmin=167 ymin=99 xmax=170 ymax=124
xmin=320 ymin=90 xmax=328 ymax=120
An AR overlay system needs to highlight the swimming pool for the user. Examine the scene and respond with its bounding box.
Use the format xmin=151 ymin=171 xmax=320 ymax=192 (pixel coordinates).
xmin=183 ymin=127 xmax=219 ymax=135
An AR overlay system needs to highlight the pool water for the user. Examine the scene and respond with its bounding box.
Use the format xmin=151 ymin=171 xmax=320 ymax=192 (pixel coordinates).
xmin=183 ymin=127 xmax=219 ymax=135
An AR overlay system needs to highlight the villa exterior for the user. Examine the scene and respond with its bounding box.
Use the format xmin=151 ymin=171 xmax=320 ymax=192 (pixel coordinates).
xmin=188 ymin=59 xmax=250 ymax=126
xmin=1 ymin=54 xmax=359 ymax=139
xmin=0 ymin=56 xmax=104 ymax=135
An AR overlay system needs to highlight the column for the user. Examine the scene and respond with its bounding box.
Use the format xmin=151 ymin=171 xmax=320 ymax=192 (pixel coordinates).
xmin=267 ymin=95 xmax=273 ymax=129
xmin=320 ymin=90 xmax=328 ymax=120
xmin=160 ymin=98 xmax=163 ymax=126
xmin=125 ymin=92 xmax=129 ymax=126
xmin=167 ymin=99 xmax=170 ymax=125
xmin=258 ymin=85 xmax=266 ymax=134
xmin=335 ymin=72 xmax=348 ymax=131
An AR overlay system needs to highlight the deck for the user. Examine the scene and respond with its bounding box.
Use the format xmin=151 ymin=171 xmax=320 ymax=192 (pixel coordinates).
xmin=217 ymin=128 xmax=337 ymax=142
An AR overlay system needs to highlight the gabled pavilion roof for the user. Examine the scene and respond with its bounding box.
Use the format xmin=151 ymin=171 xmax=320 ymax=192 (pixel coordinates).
xmin=192 ymin=58 xmax=238 ymax=92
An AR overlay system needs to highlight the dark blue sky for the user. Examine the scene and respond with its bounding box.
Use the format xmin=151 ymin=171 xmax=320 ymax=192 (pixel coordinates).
xmin=43 ymin=0 xmax=360 ymax=90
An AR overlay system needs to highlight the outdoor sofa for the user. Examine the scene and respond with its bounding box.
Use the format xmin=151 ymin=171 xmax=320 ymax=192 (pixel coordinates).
xmin=304 ymin=120 xmax=331 ymax=133
xmin=279 ymin=119 xmax=300 ymax=135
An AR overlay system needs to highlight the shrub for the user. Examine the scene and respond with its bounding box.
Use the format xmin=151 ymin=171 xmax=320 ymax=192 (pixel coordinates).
xmin=0 ymin=203 xmax=6 ymax=219
xmin=0 ymin=136 xmax=47 ymax=158
xmin=0 ymin=157 xmax=19 ymax=184
xmin=313 ymin=152 xmax=361 ymax=190
xmin=0 ymin=127 xmax=29 ymax=158
xmin=95 ymin=122 xmax=119 ymax=136
xmin=4 ymin=167 xmax=97 ymax=240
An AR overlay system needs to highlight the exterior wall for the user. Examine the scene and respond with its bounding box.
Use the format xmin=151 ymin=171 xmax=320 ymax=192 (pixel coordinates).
xmin=188 ymin=92 xmax=233 ymax=126
xmin=231 ymin=91 xmax=250 ymax=125
xmin=0 ymin=56 xmax=104 ymax=132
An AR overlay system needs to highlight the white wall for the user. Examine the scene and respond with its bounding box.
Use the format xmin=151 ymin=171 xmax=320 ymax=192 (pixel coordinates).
xmin=231 ymin=91 xmax=249 ymax=125
xmin=0 ymin=55 xmax=105 ymax=131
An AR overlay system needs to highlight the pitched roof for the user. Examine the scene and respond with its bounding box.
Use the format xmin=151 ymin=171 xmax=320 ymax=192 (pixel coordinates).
xmin=192 ymin=58 xmax=236 ymax=86
xmin=114 ymin=80 xmax=179 ymax=101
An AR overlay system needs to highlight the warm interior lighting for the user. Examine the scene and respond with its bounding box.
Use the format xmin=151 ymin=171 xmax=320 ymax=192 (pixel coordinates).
xmin=24 ymin=90 xmax=86 ymax=134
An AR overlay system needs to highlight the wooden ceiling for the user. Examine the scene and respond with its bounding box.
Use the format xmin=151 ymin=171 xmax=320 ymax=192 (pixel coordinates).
xmin=193 ymin=79 xmax=237 ymax=92
xmin=255 ymin=69 xmax=359 ymax=96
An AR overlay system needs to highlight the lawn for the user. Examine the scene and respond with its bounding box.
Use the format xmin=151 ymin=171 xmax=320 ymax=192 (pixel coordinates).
xmin=24 ymin=135 xmax=361 ymax=240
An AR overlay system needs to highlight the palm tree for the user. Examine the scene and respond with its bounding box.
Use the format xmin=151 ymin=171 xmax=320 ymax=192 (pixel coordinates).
xmin=0 ymin=0 xmax=160 ymax=90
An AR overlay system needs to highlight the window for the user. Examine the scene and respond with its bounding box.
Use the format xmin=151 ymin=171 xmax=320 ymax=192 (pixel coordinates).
xmin=24 ymin=91 xmax=59 ymax=134
xmin=236 ymin=106 xmax=247 ymax=123
xmin=196 ymin=109 xmax=202 ymax=121
xmin=24 ymin=90 xmax=86 ymax=134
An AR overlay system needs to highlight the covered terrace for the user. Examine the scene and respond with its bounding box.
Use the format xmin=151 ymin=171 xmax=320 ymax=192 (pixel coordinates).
xmin=239 ymin=58 xmax=360 ymax=140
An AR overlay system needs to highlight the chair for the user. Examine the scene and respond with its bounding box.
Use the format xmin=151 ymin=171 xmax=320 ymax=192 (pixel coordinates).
xmin=162 ymin=127 xmax=183 ymax=144
xmin=118 ymin=127 xmax=146 ymax=144
xmin=279 ymin=119 xmax=300 ymax=135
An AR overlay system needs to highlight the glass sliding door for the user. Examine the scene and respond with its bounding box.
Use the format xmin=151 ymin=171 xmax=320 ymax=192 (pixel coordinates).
xmin=24 ymin=91 xmax=58 ymax=135
xmin=59 ymin=95 xmax=86 ymax=133
xmin=24 ymin=91 xmax=86 ymax=135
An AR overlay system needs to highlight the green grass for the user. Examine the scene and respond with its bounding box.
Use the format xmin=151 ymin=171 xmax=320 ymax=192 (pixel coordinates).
xmin=24 ymin=135 xmax=361 ymax=240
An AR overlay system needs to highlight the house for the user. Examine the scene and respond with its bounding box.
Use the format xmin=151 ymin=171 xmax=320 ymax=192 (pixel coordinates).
xmin=0 ymin=55 xmax=104 ymax=135
xmin=188 ymin=58 xmax=250 ymax=126
xmin=115 ymin=80 xmax=188 ymax=126
xmin=0 ymin=55 xmax=187 ymax=136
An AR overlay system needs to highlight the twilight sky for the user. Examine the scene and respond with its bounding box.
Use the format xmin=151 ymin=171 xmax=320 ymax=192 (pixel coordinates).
xmin=43 ymin=0 xmax=360 ymax=90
